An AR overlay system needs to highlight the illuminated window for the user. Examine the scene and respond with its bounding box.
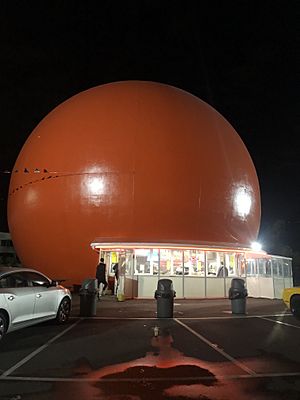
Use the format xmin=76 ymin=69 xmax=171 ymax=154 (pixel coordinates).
xmin=266 ymin=260 xmax=272 ymax=276
xmin=172 ymin=250 xmax=183 ymax=276
xmin=159 ymin=249 xmax=172 ymax=276
xmin=135 ymin=249 xmax=151 ymax=274
xmin=283 ymin=260 xmax=292 ymax=277
xmin=184 ymin=250 xmax=205 ymax=276
xmin=207 ymin=252 xmax=218 ymax=276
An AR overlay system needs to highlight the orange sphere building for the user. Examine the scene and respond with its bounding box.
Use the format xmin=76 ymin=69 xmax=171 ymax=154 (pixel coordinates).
xmin=8 ymin=81 xmax=261 ymax=288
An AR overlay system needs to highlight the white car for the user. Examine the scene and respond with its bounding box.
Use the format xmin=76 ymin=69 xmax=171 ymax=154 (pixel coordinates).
xmin=0 ymin=266 xmax=72 ymax=341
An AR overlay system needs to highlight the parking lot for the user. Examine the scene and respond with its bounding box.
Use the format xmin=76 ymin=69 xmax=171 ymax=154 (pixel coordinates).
xmin=1 ymin=296 xmax=300 ymax=399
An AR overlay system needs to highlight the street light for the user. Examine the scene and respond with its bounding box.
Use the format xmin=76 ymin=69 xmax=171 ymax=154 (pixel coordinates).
xmin=251 ymin=241 xmax=262 ymax=251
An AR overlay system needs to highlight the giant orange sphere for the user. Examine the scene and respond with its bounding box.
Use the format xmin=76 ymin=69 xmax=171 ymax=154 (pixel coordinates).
xmin=8 ymin=81 xmax=260 ymax=283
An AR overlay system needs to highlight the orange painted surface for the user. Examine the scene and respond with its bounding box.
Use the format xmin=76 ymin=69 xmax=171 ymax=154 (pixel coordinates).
xmin=7 ymin=81 xmax=260 ymax=284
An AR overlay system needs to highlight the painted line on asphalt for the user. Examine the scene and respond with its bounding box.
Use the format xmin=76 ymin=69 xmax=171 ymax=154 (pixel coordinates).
xmin=174 ymin=318 xmax=256 ymax=376
xmin=258 ymin=316 xmax=300 ymax=329
xmin=69 ymin=313 xmax=291 ymax=321
xmin=70 ymin=316 xmax=158 ymax=320
xmin=2 ymin=371 xmax=300 ymax=382
xmin=1 ymin=318 xmax=83 ymax=377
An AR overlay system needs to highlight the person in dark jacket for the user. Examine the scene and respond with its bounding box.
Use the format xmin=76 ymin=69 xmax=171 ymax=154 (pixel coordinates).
xmin=96 ymin=257 xmax=108 ymax=297
xmin=112 ymin=262 xmax=119 ymax=295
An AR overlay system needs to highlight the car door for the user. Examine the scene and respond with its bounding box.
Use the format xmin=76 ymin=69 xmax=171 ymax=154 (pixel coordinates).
xmin=24 ymin=272 xmax=59 ymax=320
xmin=1 ymin=271 xmax=36 ymax=326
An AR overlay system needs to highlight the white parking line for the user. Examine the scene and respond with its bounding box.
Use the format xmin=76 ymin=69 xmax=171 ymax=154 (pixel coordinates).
xmin=1 ymin=319 xmax=83 ymax=377
xmin=2 ymin=371 xmax=300 ymax=382
xmin=258 ymin=316 xmax=300 ymax=329
xmin=174 ymin=318 xmax=256 ymax=376
xmin=69 ymin=313 xmax=291 ymax=321
xmin=70 ymin=316 xmax=158 ymax=320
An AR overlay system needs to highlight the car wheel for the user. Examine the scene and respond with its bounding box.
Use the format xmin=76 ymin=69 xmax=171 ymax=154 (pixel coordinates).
xmin=0 ymin=311 xmax=8 ymax=341
xmin=56 ymin=298 xmax=71 ymax=324
xmin=290 ymin=295 xmax=300 ymax=318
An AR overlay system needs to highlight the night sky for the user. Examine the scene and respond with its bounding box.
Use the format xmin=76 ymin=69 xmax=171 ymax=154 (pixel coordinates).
xmin=0 ymin=1 xmax=299 ymax=258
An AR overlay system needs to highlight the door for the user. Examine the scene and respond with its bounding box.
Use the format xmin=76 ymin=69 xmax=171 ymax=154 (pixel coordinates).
xmin=0 ymin=271 xmax=36 ymax=326
xmin=25 ymin=271 xmax=58 ymax=319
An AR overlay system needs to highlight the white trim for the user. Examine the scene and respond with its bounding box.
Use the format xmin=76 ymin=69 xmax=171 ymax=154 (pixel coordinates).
xmin=1 ymin=319 xmax=82 ymax=377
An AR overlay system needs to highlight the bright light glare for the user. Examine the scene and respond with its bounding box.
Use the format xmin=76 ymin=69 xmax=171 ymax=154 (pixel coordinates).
xmin=88 ymin=177 xmax=105 ymax=195
xmin=234 ymin=188 xmax=252 ymax=219
xmin=251 ymin=241 xmax=262 ymax=251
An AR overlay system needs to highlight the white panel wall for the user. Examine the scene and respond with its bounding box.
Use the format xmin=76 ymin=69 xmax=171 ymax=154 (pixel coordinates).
xmin=284 ymin=277 xmax=293 ymax=289
xmin=170 ymin=276 xmax=183 ymax=298
xmin=183 ymin=277 xmax=205 ymax=298
xmin=246 ymin=277 xmax=260 ymax=297
xmin=206 ymin=278 xmax=225 ymax=297
xmin=137 ymin=276 xmax=158 ymax=298
xmin=258 ymin=277 xmax=274 ymax=298
xmin=274 ymin=278 xmax=285 ymax=299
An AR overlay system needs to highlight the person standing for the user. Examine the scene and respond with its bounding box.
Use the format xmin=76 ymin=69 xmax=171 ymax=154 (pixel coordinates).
xmin=112 ymin=262 xmax=119 ymax=295
xmin=96 ymin=257 xmax=108 ymax=298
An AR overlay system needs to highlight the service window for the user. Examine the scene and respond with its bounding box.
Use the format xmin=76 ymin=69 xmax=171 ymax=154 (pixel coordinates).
xmin=266 ymin=260 xmax=272 ymax=276
xmin=283 ymin=260 xmax=292 ymax=277
xmin=172 ymin=250 xmax=183 ymax=275
xmin=258 ymin=259 xmax=265 ymax=276
xmin=272 ymin=260 xmax=278 ymax=276
xmin=206 ymin=252 xmax=218 ymax=276
xmin=277 ymin=259 xmax=283 ymax=277
xmin=246 ymin=260 xmax=256 ymax=276
xmin=135 ymin=249 xmax=151 ymax=274
xmin=184 ymin=250 xmax=205 ymax=276
xmin=160 ymin=249 xmax=172 ymax=276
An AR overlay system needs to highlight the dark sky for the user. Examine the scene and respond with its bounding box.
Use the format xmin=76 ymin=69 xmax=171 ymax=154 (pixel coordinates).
xmin=0 ymin=1 xmax=299 ymax=254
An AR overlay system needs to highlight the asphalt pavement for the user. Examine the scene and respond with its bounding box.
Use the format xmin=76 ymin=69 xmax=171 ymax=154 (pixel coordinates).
xmin=1 ymin=296 xmax=300 ymax=400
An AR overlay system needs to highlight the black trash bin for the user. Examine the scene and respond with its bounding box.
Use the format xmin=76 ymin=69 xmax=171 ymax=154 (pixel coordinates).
xmin=228 ymin=278 xmax=248 ymax=314
xmin=154 ymin=279 xmax=176 ymax=318
xmin=79 ymin=278 xmax=98 ymax=317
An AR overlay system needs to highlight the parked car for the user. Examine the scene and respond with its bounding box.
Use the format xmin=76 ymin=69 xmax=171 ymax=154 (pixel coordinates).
xmin=282 ymin=286 xmax=300 ymax=317
xmin=0 ymin=266 xmax=72 ymax=341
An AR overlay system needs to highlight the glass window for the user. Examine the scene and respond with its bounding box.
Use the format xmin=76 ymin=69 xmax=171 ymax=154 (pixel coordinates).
xmin=246 ymin=260 xmax=256 ymax=276
xmin=196 ymin=251 xmax=205 ymax=276
xmin=283 ymin=259 xmax=292 ymax=277
xmin=253 ymin=260 xmax=258 ymax=275
xmin=217 ymin=253 xmax=227 ymax=277
xmin=226 ymin=253 xmax=236 ymax=276
xmin=172 ymin=250 xmax=183 ymax=275
xmin=24 ymin=272 xmax=50 ymax=287
xmin=0 ymin=276 xmax=9 ymax=288
xmin=159 ymin=249 xmax=172 ymax=276
xmin=125 ymin=250 xmax=133 ymax=275
xmin=277 ymin=259 xmax=283 ymax=277
xmin=0 ymin=240 xmax=13 ymax=247
xmin=110 ymin=252 xmax=118 ymax=274
xmin=246 ymin=261 xmax=252 ymax=276
xmin=266 ymin=260 xmax=272 ymax=276
xmin=207 ymin=252 xmax=218 ymax=276
xmin=135 ymin=249 xmax=151 ymax=274
xmin=152 ymin=249 xmax=159 ymax=275
xmin=5 ymin=272 xmax=28 ymax=288
xmin=237 ymin=254 xmax=246 ymax=277
xmin=258 ymin=259 xmax=265 ymax=276
xmin=183 ymin=250 xmax=205 ymax=276
xmin=272 ymin=259 xmax=278 ymax=276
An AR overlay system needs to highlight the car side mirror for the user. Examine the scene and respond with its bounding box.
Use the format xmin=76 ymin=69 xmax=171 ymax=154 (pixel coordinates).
xmin=50 ymin=280 xmax=58 ymax=287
